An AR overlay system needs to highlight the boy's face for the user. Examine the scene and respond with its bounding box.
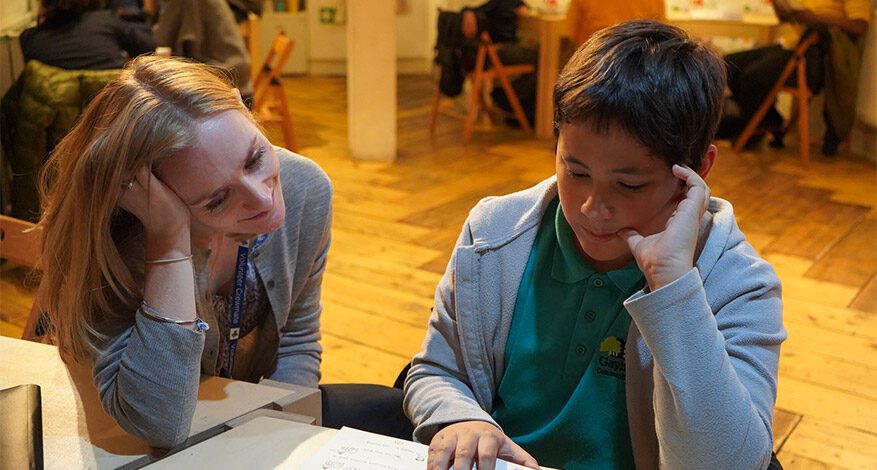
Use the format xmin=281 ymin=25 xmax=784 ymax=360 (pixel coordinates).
xmin=555 ymin=121 xmax=686 ymax=272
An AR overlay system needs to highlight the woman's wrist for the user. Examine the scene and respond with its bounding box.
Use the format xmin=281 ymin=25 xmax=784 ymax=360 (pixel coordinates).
xmin=145 ymin=230 xmax=192 ymax=261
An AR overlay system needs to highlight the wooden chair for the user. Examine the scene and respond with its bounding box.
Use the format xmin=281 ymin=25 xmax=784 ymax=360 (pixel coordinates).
xmin=734 ymin=31 xmax=820 ymax=166
xmin=0 ymin=215 xmax=46 ymax=341
xmin=0 ymin=215 xmax=39 ymax=268
xmin=253 ymin=32 xmax=297 ymax=152
xmin=429 ymin=31 xmax=534 ymax=145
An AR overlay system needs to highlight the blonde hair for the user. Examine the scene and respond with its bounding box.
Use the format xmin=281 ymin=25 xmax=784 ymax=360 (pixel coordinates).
xmin=37 ymin=56 xmax=250 ymax=360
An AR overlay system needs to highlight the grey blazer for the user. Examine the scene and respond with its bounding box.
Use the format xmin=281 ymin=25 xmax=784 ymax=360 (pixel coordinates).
xmin=92 ymin=149 xmax=332 ymax=448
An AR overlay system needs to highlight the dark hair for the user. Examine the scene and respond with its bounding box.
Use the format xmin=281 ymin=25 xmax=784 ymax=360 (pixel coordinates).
xmin=553 ymin=19 xmax=726 ymax=170
xmin=41 ymin=0 xmax=104 ymax=26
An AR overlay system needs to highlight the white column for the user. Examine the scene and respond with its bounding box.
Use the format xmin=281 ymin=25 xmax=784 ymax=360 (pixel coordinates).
xmin=347 ymin=0 xmax=396 ymax=162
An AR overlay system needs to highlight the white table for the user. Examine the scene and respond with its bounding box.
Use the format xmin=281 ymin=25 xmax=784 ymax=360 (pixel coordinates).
xmin=146 ymin=415 xmax=563 ymax=470
xmin=0 ymin=336 xmax=320 ymax=469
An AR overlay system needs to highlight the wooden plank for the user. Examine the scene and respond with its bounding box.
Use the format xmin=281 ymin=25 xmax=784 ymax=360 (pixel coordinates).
xmin=329 ymin=229 xmax=444 ymax=270
xmin=320 ymin=333 xmax=411 ymax=386
xmin=849 ymin=274 xmax=877 ymax=313
xmin=764 ymin=254 xmax=859 ymax=307
xmin=326 ymin=256 xmax=440 ymax=300
xmin=744 ymin=230 xmax=778 ymax=255
xmin=321 ymin=300 xmax=427 ymax=360
xmin=782 ymin=320 xmax=877 ymax=369
xmin=774 ymin=451 xmax=841 ymax=470
xmin=766 ymin=202 xmax=868 ymax=260
xmin=321 ymin=274 xmax=434 ymax=328
xmin=729 ymin=173 xmax=830 ymax=236
xmin=806 ymin=217 xmax=877 ymax=288
xmin=779 ymin=345 xmax=877 ymax=400
xmin=776 ymin=375 xmax=877 ymax=434
xmin=783 ymin=297 xmax=877 ymax=340
xmin=773 ymin=407 xmax=801 ymax=452
xmin=778 ymin=416 xmax=877 ymax=469
xmin=774 ymin=158 xmax=877 ymax=209
xmin=0 ymin=319 xmax=23 ymax=339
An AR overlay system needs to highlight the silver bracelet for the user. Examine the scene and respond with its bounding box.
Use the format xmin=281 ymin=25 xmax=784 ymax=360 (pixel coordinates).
xmin=139 ymin=301 xmax=209 ymax=333
xmin=144 ymin=254 xmax=193 ymax=265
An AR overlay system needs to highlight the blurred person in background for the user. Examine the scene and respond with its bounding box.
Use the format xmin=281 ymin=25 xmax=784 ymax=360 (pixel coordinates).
xmin=152 ymin=0 xmax=253 ymax=104
xmin=565 ymin=0 xmax=665 ymax=48
xmin=721 ymin=0 xmax=871 ymax=155
xmin=20 ymin=0 xmax=155 ymax=70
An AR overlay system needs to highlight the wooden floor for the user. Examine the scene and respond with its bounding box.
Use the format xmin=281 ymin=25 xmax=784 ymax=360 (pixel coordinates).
xmin=2 ymin=75 xmax=875 ymax=468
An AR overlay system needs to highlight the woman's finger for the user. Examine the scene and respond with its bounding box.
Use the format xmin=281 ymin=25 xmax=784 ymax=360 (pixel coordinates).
xmin=116 ymin=166 xmax=150 ymax=215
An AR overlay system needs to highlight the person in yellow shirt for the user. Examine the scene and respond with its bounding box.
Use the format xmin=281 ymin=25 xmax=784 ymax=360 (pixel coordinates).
xmin=566 ymin=0 xmax=665 ymax=47
xmin=723 ymin=0 xmax=871 ymax=155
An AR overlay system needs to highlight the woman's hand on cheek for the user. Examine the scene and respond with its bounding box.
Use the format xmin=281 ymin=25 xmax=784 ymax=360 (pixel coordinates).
xmin=427 ymin=421 xmax=539 ymax=470
xmin=118 ymin=166 xmax=193 ymax=255
xmin=618 ymin=164 xmax=710 ymax=291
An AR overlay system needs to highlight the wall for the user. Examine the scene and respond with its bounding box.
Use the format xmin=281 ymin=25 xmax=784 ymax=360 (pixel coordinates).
xmin=0 ymin=0 xmax=35 ymax=97
xmin=306 ymin=0 xmax=438 ymax=75
xmin=851 ymin=6 xmax=877 ymax=160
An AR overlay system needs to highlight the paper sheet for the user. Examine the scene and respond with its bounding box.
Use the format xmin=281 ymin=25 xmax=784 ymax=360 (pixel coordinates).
xmin=301 ymin=427 xmax=537 ymax=470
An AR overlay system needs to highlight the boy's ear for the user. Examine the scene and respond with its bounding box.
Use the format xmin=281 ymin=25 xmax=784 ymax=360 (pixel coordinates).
xmin=234 ymin=88 xmax=243 ymax=103
xmin=697 ymin=144 xmax=717 ymax=179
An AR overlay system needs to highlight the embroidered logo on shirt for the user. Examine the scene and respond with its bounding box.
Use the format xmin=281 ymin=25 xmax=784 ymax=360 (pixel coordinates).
xmin=597 ymin=336 xmax=626 ymax=379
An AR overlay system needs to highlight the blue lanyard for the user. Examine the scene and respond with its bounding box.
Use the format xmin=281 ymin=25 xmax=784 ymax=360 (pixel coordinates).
xmin=225 ymin=234 xmax=268 ymax=377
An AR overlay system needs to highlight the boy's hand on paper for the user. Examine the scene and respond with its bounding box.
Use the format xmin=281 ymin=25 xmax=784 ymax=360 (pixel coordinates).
xmin=428 ymin=421 xmax=539 ymax=470
xmin=619 ymin=164 xmax=710 ymax=292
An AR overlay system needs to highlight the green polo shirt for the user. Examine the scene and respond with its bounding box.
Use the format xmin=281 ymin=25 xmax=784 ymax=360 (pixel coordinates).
xmin=491 ymin=197 xmax=644 ymax=470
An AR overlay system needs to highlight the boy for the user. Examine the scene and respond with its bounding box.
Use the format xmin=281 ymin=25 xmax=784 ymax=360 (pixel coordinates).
xmin=404 ymin=20 xmax=785 ymax=470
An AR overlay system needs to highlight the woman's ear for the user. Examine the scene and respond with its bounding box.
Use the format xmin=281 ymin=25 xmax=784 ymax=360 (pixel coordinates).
xmin=697 ymin=144 xmax=717 ymax=179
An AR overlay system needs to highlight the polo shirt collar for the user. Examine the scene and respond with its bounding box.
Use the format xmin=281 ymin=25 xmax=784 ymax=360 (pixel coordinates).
xmin=551 ymin=202 xmax=643 ymax=292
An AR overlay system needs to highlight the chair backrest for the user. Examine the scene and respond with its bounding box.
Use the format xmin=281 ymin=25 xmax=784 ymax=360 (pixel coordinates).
xmin=0 ymin=215 xmax=48 ymax=342
xmin=0 ymin=215 xmax=40 ymax=268
xmin=253 ymin=32 xmax=295 ymax=109
xmin=793 ymin=31 xmax=820 ymax=60
xmin=476 ymin=30 xmax=534 ymax=76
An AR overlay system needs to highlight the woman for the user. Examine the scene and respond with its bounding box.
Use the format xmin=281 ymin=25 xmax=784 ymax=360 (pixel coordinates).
xmin=35 ymin=56 xmax=331 ymax=448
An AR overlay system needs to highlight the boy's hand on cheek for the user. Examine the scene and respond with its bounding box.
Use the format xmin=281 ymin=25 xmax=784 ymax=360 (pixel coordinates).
xmin=428 ymin=421 xmax=539 ymax=470
xmin=618 ymin=165 xmax=710 ymax=291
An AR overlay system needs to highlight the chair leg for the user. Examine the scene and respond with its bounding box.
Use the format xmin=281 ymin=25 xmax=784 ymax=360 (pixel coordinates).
xmin=493 ymin=70 xmax=532 ymax=136
xmin=429 ymin=82 xmax=441 ymax=136
xmin=272 ymin=82 xmax=297 ymax=152
xmin=796 ymin=60 xmax=809 ymax=167
xmin=463 ymin=73 xmax=481 ymax=145
xmin=734 ymin=57 xmax=799 ymax=153
xmin=464 ymin=46 xmax=487 ymax=145
xmin=485 ymin=45 xmax=532 ymax=136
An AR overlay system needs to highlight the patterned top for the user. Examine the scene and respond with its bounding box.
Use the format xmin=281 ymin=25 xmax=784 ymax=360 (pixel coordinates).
xmin=212 ymin=258 xmax=275 ymax=381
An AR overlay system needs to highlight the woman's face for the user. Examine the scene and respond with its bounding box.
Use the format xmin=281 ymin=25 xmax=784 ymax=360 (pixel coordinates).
xmin=156 ymin=110 xmax=285 ymax=240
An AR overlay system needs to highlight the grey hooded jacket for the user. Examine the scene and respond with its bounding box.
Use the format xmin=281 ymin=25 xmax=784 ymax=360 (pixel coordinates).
xmin=404 ymin=176 xmax=785 ymax=469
